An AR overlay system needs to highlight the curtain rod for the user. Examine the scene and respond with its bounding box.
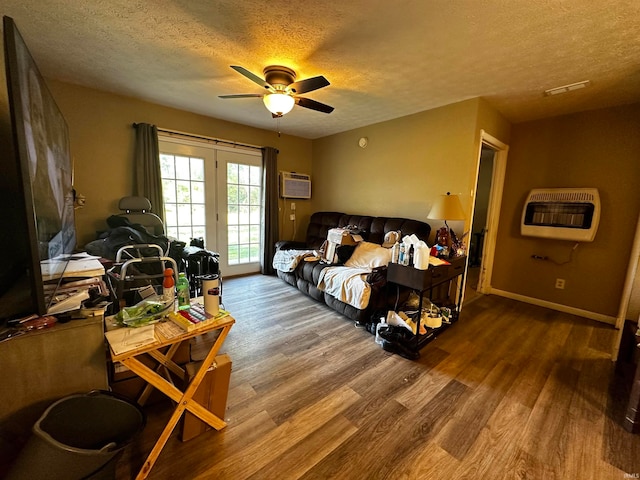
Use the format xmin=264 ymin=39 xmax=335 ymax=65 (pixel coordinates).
xmin=132 ymin=123 xmax=264 ymax=152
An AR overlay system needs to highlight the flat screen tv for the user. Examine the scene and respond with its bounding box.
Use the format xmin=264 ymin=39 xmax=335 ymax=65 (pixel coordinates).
xmin=0 ymin=16 xmax=76 ymax=322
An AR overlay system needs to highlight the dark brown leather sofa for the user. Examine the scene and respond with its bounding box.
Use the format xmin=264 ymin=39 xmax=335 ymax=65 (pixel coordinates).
xmin=274 ymin=212 xmax=431 ymax=324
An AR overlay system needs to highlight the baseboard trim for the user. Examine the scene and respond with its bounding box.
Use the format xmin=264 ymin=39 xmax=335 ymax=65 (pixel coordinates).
xmin=489 ymin=288 xmax=617 ymax=326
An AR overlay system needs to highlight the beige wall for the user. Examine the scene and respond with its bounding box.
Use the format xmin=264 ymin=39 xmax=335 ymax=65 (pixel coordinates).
xmin=310 ymin=97 xmax=511 ymax=244
xmin=492 ymin=103 xmax=640 ymax=317
xmin=47 ymin=80 xmax=313 ymax=247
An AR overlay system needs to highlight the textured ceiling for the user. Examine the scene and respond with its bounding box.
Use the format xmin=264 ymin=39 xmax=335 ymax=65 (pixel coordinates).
xmin=3 ymin=0 xmax=640 ymax=139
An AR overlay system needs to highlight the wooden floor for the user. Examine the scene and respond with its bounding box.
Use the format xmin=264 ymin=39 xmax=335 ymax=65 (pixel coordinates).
xmin=116 ymin=274 xmax=640 ymax=480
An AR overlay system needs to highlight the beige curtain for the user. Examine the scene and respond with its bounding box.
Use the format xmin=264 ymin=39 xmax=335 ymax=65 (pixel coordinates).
xmin=261 ymin=147 xmax=279 ymax=275
xmin=133 ymin=123 xmax=165 ymax=223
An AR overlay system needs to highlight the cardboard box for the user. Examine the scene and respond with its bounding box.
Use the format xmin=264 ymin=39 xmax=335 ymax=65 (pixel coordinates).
xmin=323 ymin=228 xmax=363 ymax=263
xmin=181 ymin=353 xmax=232 ymax=442
xmin=327 ymin=228 xmax=360 ymax=245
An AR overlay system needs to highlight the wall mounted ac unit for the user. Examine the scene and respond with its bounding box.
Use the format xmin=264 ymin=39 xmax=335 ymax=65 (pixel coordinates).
xmin=280 ymin=171 xmax=311 ymax=199
xmin=521 ymin=188 xmax=600 ymax=242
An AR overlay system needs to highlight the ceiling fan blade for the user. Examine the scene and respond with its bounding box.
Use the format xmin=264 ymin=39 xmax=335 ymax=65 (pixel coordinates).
xmin=219 ymin=94 xmax=263 ymax=99
xmin=295 ymin=97 xmax=334 ymax=114
xmin=288 ymin=75 xmax=330 ymax=94
xmin=230 ymin=66 xmax=274 ymax=91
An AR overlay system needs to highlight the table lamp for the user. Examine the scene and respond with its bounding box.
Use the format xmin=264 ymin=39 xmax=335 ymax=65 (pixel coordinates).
xmin=428 ymin=192 xmax=466 ymax=253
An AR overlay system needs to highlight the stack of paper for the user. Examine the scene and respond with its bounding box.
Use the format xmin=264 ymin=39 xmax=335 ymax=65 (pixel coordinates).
xmin=105 ymin=324 xmax=157 ymax=355
xmin=42 ymin=252 xmax=108 ymax=315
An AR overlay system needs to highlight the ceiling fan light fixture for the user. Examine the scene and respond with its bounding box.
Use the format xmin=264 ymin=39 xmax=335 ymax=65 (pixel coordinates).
xmin=263 ymin=92 xmax=295 ymax=116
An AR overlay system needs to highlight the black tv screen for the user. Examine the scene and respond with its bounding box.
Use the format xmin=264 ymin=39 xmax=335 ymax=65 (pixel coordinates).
xmin=0 ymin=16 xmax=76 ymax=321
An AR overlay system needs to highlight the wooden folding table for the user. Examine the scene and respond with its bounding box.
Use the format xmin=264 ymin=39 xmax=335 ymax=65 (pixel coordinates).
xmin=106 ymin=314 xmax=234 ymax=479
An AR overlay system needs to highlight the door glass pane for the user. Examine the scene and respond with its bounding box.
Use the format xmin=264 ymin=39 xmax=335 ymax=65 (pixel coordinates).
xmin=190 ymin=158 xmax=204 ymax=181
xmin=238 ymin=164 xmax=250 ymax=184
xmin=192 ymin=204 xmax=206 ymax=226
xmin=192 ymin=182 xmax=205 ymax=203
xmin=162 ymin=179 xmax=176 ymax=203
xmin=176 ymin=181 xmax=191 ymax=203
xmin=228 ymin=205 xmax=238 ymax=226
xmin=175 ymin=156 xmax=191 ymax=180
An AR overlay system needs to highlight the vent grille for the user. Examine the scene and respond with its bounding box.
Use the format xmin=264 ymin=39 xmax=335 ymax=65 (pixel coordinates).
xmin=280 ymin=171 xmax=311 ymax=199
xmin=529 ymin=191 xmax=595 ymax=203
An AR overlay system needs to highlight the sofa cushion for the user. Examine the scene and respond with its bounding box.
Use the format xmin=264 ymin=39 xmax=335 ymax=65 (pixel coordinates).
xmin=305 ymin=212 xmax=345 ymax=249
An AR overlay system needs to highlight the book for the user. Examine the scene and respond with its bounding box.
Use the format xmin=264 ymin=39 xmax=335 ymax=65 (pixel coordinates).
xmin=46 ymin=290 xmax=90 ymax=315
xmin=168 ymin=304 xmax=230 ymax=332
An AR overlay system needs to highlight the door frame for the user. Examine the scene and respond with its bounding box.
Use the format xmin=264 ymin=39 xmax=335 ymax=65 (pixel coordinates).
xmin=470 ymin=130 xmax=509 ymax=295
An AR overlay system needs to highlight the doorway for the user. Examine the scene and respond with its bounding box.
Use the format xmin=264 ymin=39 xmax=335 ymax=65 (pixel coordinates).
xmin=465 ymin=145 xmax=494 ymax=303
xmin=463 ymin=130 xmax=509 ymax=304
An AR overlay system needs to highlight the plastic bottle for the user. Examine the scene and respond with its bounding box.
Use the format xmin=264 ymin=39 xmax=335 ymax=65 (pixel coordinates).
xmin=391 ymin=242 xmax=400 ymax=263
xmin=163 ymin=268 xmax=175 ymax=305
xmin=399 ymin=243 xmax=406 ymax=265
xmin=176 ymin=272 xmax=191 ymax=310
xmin=375 ymin=318 xmax=387 ymax=346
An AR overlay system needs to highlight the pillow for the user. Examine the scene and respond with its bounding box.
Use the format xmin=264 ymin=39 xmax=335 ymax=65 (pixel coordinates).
xmin=345 ymin=241 xmax=392 ymax=269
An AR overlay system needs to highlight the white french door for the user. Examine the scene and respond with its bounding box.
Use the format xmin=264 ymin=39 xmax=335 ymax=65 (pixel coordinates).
xmin=216 ymin=149 xmax=263 ymax=276
xmin=159 ymin=136 xmax=263 ymax=277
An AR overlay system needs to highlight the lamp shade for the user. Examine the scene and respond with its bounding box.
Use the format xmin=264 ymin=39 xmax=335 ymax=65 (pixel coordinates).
xmin=263 ymin=93 xmax=295 ymax=116
xmin=428 ymin=192 xmax=465 ymax=220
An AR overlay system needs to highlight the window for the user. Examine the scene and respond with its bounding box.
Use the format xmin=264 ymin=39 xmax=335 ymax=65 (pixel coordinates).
xmin=160 ymin=153 xmax=207 ymax=242
xmin=226 ymin=162 xmax=262 ymax=264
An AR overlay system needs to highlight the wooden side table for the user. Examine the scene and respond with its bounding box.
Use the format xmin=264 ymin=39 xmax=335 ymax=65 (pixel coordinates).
xmin=106 ymin=314 xmax=234 ymax=479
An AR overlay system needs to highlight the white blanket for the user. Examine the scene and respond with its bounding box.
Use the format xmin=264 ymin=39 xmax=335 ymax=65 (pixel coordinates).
xmin=317 ymin=266 xmax=372 ymax=310
xmin=273 ymin=249 xmax=314 ymax=272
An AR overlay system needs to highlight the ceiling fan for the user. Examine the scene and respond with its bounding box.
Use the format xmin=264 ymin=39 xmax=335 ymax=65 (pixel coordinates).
xmin=219 ymin=65 xmax=334 ymax=117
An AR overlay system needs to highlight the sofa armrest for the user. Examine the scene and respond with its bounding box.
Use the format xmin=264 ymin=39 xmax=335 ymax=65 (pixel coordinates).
xmin=275 ymin=240 xmax=309 ymax=251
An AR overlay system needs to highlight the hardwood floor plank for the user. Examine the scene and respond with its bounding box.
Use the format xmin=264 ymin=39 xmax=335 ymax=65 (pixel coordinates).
xmin=452 ymin=396 xmax=532 ymax=480
xmin=389 ymin=443 xmax=459 ymax=480
xmin=298 ymin=397 xmax=410 ymax=480
xmin=301 ymin=379 xmax=468 ymax=480
xmin=511 ymin=448 xmax=559 ymax=480
xmin=194 ymin=385 xmax=361 ymax=479
xmin=436 ymin=359 xmax=520 ymax=459
xmin=518 ymin=362 xmax=580 ymax=466
xmin=245 ymin=414 xmax=357 ymax=480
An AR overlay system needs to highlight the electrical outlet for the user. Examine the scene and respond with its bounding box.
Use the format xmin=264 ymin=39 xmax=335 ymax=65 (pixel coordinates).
xmin=291 ymin=202 xmax=296 ymax=211
xmin=289 ymin=213 xmax=296 ymax=221
xmin=555 ymin=278 xmax=565 ymax=289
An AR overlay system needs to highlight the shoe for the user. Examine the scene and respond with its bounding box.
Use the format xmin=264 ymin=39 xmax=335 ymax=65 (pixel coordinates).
xmin=380 ymin=339 xmax=420 ymax=361
xmin=377 ymin=325 xmax=414 ymax=343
